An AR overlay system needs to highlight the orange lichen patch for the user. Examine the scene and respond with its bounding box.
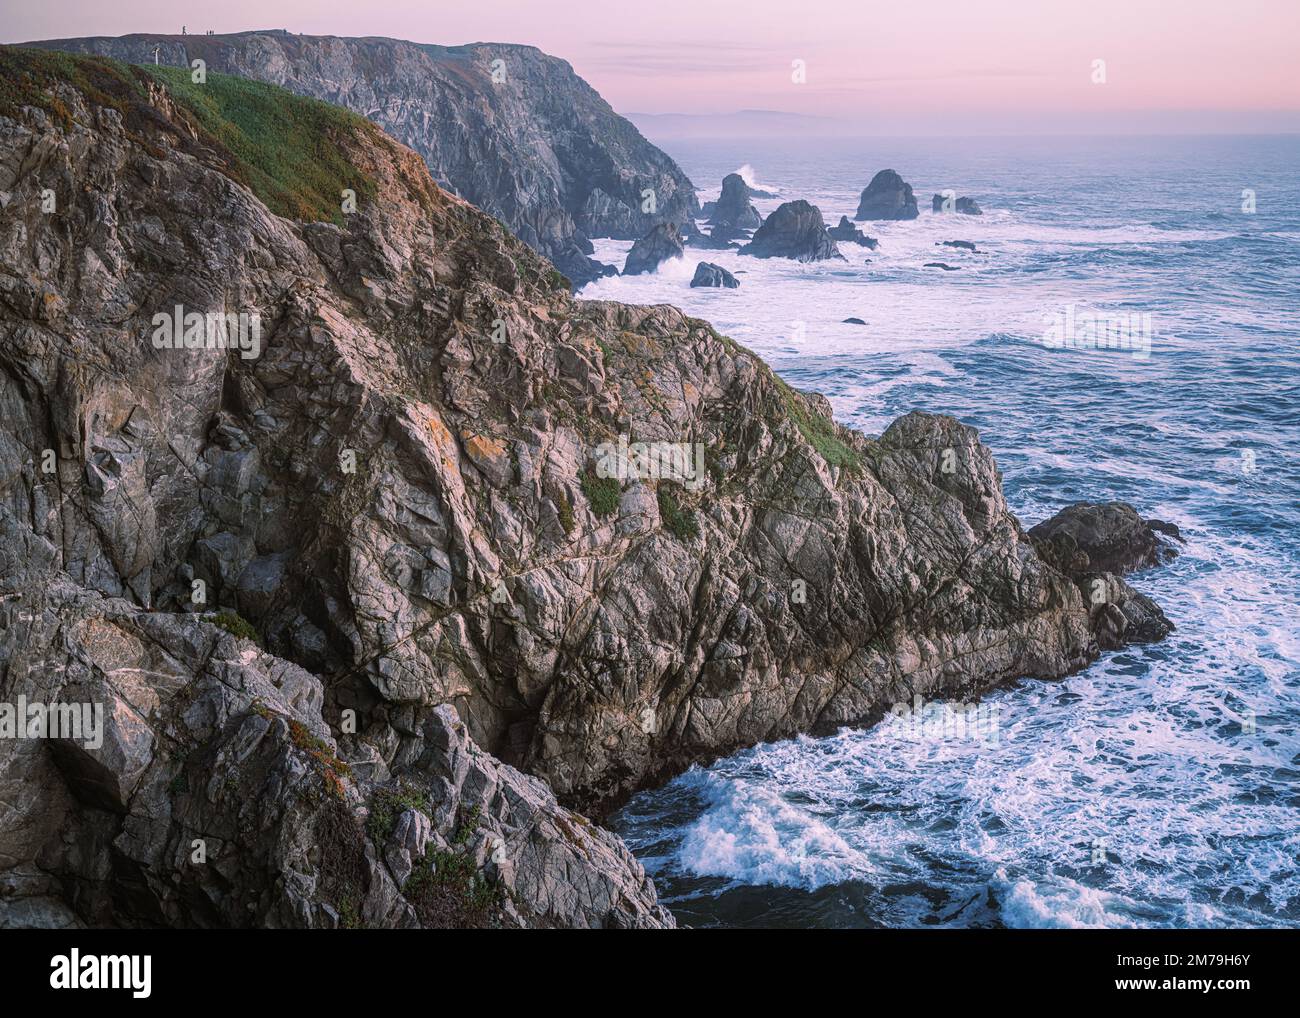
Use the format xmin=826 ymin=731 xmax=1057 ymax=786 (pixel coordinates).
xmin=615 ymin=329 xmax=666 ymax=360
xmin=462 ymin=432 xmax=507 ymax=464
xmin=460 ymin=431 xmax=512 ymax=486
xmin=288 ymin=718 xmax=352 ymax=800
xmin=424 ymin=410 xmax=459 ymax=472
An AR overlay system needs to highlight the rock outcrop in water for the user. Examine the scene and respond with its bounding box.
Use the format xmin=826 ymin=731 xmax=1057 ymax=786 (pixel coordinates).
xmin=707 ymin=173 xmax=763 ymax=230
xmin=0 ymin=51 xmax=1173 ymax=927
xmin=932 ymin=194 xmax=983 ymax=215
xmin=685 ymin=228 xmax=740 ymax=251
xmin=623 ymin=222 xmax=685 ymax=275
xmin=1030 ymin=502 xmax=1179 ymax=649
xmin=1030 ymin=502 xmax=1182 ymax=575
xmin=739 ymin=200 xmax=844 ymax=261
xmin=827 ymin=216 xmax=879 ymax=248
xmin=855 ymin=169 xmax=919 ymax=221
xmin=690 ymin=262 xmax=740 ymax=288
xmin=26 ymin=31 xmax=699 ymax=289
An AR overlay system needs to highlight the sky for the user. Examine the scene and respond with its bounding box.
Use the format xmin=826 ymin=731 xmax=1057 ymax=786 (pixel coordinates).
xmin=6 ymin=0 xmax=1300 ymax=134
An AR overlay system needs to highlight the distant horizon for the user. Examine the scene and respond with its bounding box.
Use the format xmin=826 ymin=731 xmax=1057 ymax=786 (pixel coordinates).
xmin=5 ymin=1 xmax=1299 ymax=135
xmin=628 ymin=111 xmax=1300 ymax=139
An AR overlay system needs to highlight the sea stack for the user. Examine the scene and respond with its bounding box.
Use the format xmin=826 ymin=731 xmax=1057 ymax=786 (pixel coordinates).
xmin=739 ymin=200 xmax=844 ymax=261
xmin=623 ymin=222 xmax=685 ymax=275
xmin=827 ymin=215 xmax=879 ymax=248
xmin=690 ymin=262 xmax=741 ymax=288
xmin=855 ymin=169 xmax=919 ymax=220
xmin=708 ymin=173 xmax=763 ymax=230
xmin=932 ymin=194 xmax=983 ymax=215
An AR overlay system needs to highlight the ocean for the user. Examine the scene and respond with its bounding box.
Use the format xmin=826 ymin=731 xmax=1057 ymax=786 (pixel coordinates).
xmin=581 ymin=134 xmax=1300 ymax=928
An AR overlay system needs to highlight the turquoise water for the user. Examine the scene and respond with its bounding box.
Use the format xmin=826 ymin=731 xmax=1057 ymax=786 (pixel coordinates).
xmin=589 ymin=135 xmax=1300 ymax=928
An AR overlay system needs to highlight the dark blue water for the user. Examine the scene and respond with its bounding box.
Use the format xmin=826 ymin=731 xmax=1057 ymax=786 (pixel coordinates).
xmin=590 ymin=135 xmax=1300 ymax=928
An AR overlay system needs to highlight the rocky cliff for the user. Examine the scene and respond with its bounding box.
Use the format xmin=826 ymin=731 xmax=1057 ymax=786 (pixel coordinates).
xmin=0 ymin=50 xmax=1170 ymax=928
xmin=0 ymin=49 xmax=671 ymax=929
xmin=25 ymin=31 xmax=700 ymax=288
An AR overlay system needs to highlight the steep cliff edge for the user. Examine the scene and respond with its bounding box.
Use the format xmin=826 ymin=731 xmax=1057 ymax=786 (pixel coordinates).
xmin=0 ymin=51 xmax=1168 ymax=927
xmin=27 ymin=31 xmax=700 ymax=287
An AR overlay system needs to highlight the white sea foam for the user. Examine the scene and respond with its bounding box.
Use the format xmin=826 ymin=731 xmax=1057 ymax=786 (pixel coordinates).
xmin=675 ymin=769 xmax=868 ymax=889
xmin=585 ymin=215 xmax=1214 ymax=364
xmin=734 ymin=163 xmax=779 ymax=194
xmin=618 ymin=506 xmax=1299 ymax=926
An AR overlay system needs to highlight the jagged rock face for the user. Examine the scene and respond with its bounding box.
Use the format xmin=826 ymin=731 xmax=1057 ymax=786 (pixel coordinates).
xmin=708 ymin=173 xmax=762 ymax=230
xmin=855 ymin=169 xmax=919 ymax=221
xmin=933 ymin=194 xmax=983 ymax=215
xmin=690 ymin=262 xmax=740 ymax=288
xmin=0 ymin=562 xmax=671 ymax=928
xmin=740 ymin=200 xmax=844 ymax=262
xmin=0 ymin=67 xmax=672 ymax=928
xmin=623 ymin=222 xmax=685 ymax=275
xmin=28 ymin=31 xmax=698 ymax=287
xmin=0 ymin=51 xmax=1167 ymax=887
xmin=827 ymin=215 xmax=879 ymax=249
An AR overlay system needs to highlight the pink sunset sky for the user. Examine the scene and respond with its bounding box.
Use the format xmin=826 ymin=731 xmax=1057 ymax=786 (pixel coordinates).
xmin=6 ymin=0 xmax=1299 ymax=133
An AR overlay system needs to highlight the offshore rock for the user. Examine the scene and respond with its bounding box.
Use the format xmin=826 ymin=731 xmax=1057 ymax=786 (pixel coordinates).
xmin=690 ymin=262 xmax=740 ymax=288
xmin=827 ymin=215 xmax=879 ymax=248
xmin=855 ymin=169 xmax=919 ymax=220
xmin=739 ymin=200 xmax=844 ymax=261
xmin=932 ymin=194 xmax=983 ymax=215
xmin=707 ymin=173 xmax=762 ymax=230
xmin=623 ymin=222 xmax=685 ymax=275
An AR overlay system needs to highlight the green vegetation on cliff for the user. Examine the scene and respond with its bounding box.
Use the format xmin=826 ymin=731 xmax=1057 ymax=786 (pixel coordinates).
xmin=0 ymin=46 xmax=377 ymax=223
xmin=145 ymin=64 xmax=379 ymax=223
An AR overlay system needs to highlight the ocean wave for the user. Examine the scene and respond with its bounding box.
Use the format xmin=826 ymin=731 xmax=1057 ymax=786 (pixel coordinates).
xmin=734 ymin=163 xmax=779 ymax=195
